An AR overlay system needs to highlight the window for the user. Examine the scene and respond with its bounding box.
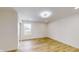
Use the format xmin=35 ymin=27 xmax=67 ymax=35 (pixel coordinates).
xmin=24 ymin=23 xmax=31 ymax=34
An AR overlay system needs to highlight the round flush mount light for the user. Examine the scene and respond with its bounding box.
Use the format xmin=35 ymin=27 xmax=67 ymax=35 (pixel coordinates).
xmin=40 ymin=11 xmax=52 ymax=18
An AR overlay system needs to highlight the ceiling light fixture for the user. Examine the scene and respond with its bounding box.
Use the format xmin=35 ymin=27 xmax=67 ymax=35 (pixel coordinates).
xmin=40 ymin=11 xmax=52 ymax=18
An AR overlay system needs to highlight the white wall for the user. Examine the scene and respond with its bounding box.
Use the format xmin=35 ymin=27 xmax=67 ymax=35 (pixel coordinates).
xmin=0 ymin=8 xmax=17 ymax=51
xmin=20 ymin=22 xmax=47 ymax=40
xmin=48 ymin=14 xmax=79 ymax=48
xmin=31 ymin=22 xmax=47 ymax=39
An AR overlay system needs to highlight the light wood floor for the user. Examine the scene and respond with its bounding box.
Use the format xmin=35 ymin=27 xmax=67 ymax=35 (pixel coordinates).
xmin=18 ymin=37 xmax=79 ymax=52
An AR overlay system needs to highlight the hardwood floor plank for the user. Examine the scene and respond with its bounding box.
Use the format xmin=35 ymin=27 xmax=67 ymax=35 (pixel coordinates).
xmin=18 ymin=37 xmax=79 ymax=52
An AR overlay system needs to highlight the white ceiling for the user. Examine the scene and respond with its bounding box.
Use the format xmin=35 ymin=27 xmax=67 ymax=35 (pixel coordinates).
xmin=14 ymin=7 xmax=79 ymax=23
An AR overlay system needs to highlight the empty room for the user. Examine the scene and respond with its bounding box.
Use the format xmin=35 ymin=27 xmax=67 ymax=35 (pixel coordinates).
xmin=17 ymin=7 xmax=79 ymax=52
xmin=0 ymin=7 xmax=79 ymax=52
